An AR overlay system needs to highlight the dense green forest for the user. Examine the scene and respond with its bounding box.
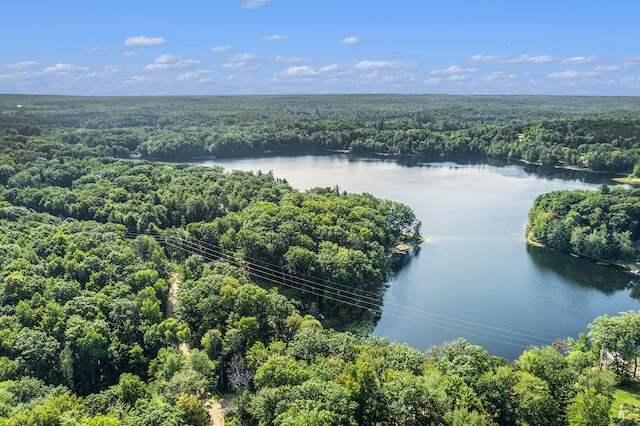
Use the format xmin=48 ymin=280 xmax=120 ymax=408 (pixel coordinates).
xmin=0 ymin=206 xmax=638 ymax=425
xmin=3 ymin=94 xmax=640 ymax=425
xmin=2 ymin=94 xmax=640 ymax=173
xmin=527 ymin=185 xmax=640 ymax=265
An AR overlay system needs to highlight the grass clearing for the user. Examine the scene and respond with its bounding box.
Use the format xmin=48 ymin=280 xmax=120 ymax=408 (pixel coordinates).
xmin=612 ymin=383 xmax=640 ymax=424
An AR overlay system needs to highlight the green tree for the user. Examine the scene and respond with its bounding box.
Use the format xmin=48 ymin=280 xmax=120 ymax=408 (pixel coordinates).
xmin=63 ymin=316 xmax=111 ymax=394
xmin=253 ymin=355 xmax=309 ymax=389
xmin=337 ymin=360 xmax=382 ymax=425
xmin=588 ymin=312 xmax=637 ymax=381
xmin=516 ymin=346 xmax=575 ymax=404
xmin=175 ymin=393 xmax=209 ymax=426
xmin=566 ymin=387 xmax=611 ymax=426
xmin=81 ymin=414 xmax=122 ymax=426
xmin=14 ymin=328 xmax=60 ymax=383
xmin=118 ymin=373 xmax=147 ymax=407
xmin=512 ymin=371 xmax=559 ymax=426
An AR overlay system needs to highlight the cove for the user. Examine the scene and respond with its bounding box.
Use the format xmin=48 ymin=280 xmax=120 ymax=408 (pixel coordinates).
xmin=194 ymin=154 xmax=640 ymax=360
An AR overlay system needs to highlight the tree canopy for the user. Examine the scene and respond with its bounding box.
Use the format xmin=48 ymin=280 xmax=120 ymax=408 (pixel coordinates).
xmin=527 ymin=186 xmax=640 ymax=263
xmin=2 ymin=93 xmax=639 ymax=425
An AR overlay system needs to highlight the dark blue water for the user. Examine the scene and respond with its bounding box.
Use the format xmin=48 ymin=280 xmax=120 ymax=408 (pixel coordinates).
xmin=197 ymin=155 xmax=640 ymax=360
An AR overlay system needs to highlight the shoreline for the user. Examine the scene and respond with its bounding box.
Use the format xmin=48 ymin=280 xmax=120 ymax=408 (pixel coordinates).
xmin=525 ymin=231 xmax=640 ymax=276
xmin=613 ymin=177 xmax=640 ymax=186
xmin=143 ymin=151 xmax=635 ymax=180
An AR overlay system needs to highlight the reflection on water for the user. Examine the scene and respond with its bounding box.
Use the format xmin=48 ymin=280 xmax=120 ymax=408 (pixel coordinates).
xmin=527 ymin=245 xmax=635 ymax=295
xmin=522 ymin=164 xmax=622 ymax=184
xmin=394 ymin=154 xmax=621 ymax=184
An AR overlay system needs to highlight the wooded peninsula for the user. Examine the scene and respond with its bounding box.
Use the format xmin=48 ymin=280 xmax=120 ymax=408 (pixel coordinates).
xmin=2 ymin=94 xmax=640 ymax=425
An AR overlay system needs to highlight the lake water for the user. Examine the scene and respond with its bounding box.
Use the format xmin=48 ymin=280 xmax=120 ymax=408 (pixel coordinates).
xmin=195 ymin=154 xmax=640 ymax=360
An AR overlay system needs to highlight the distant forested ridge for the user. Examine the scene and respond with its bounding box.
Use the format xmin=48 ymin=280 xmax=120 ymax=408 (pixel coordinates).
xmin=2 ymin=94 xmax=640 ymax=173
xmin=3 ymin=94 xmax=640 ymax=424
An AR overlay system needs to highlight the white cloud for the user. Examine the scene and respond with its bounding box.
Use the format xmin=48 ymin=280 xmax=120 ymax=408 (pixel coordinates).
xmin=424 ymin=78 xmax=441 ymax=85
xmin=561 ymin=56 xmax=596 ymax=64
xmin=511 ymin=55 xmax=555 ymax=63
xmin=356 ymin=69 xmax=419 ymax=85
xmin=210 ymin=45 xmax=231 ymax=53
xmin=469 ymin=55 xmax=499 ymax=62
xmin=273 ymin=56 xmax=304 ymax=63
xmin=82 ymin=46 xmax=110 ymax=52
xmin=342 ymin=36 xmax=362 ymax=45
xmin=430 ymin=65 xmax=479 ymax=74
xmin=229 ymin=53 xmax=258 ymax=62
xmin=547 ymin=70 xmax=599 ymax=79
xmin=221 ymin=53 xmax=260 ymax=70
xmin=594 ymin=64 xmax=623 ymax=72
xmin=505 ymin=55 xmax=556 ymax=64
xmin=482 ymin=71 xmax=519 ymax=82
xmin=356 ymin=60 xmax=417 ymax=69
xmin=447 ymin=74 xmax=469 ymax=81
xmin=221 ymin=62 xmax=259 ymax=70
xmin=145 ymin=54 xmax=201 ymax=71
xmin=261 ymin=34 xmax=289 ymax=41
xmin=44 ymin=63 xmax=89 ymax=73
xmin=470 ymin=54 xmax=556 ymax=64
xmin=124 ymin=36 xmax=168 ymax=46
xmin=622 ymin=57 xmax=640 ymax=66
xmin=277 ymin=66 xmax=343 ymax=82
xmin=85 ymin=65 xmax=120 ymax=78
xmin=320 ymin=64 xmax=339 ymax=72
xmin=279 ymin=66 xmax=317 ymax=77
xmin=125 ymin=76 xmax=158 ymax=84
xmin=122 ymin=51 xmax=140 ymax=57
xmin=482 ymin=71 xmax=505 ymax=81
xmin=148 ymin=54 xmax=179 ymax=66
xmin=621 ymin=76 xmax=640 ymax=89
xmin=177 ymin=69 xmax=212 ymax=81
xmin=5 ymin=61 xmax=39 ymax=69
xmin=242 ymin=0 xmax=271 ymax=8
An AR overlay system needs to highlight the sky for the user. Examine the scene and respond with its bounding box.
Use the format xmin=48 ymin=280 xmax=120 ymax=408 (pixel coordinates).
xmin=1 ymin=0 xmax=639 ymax=96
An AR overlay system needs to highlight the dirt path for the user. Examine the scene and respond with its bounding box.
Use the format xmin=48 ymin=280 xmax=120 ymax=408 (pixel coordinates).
xmin=166 ymin=273 xmax=179 ymax=318
xmin=166 ymin=273 xmax=226 ymax=426
xmin=207 ymin=399 xmax=227 ymax=426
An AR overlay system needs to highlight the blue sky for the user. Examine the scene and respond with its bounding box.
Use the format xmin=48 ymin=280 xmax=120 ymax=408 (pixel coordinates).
xmin=1 ymin=0 xmax=639 ymax=96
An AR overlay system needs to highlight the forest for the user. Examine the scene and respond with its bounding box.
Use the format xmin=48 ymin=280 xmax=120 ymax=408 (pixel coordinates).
xmin=3 ymin=94 xmax=640 ymax=425
xmin=2 ymin=94 xmax=640 ymax=173
xmin=527 ymin=185 xmax=640 ymax=265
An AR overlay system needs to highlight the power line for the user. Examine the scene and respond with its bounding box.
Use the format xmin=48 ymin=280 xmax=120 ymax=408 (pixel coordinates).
xmin=138 ymin=229 xmax=558 ymax=340
xmin=171 ymin=232 xmax=553 ymax=344
xmin=179 ymin=237 xmax=545 ymax=346
xmin=130 ymin=230 xmax=555 ymax=347
xmin=127 ymin=230 xmax=557 ymax=348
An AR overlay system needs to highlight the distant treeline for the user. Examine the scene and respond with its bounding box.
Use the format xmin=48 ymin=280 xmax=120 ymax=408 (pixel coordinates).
xmin=2 ymin=94 xmax=640 ymax=172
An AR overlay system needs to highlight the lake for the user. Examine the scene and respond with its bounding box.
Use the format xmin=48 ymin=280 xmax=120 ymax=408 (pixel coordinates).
xmin=195 ymin=154 xmax=640 ymax=360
